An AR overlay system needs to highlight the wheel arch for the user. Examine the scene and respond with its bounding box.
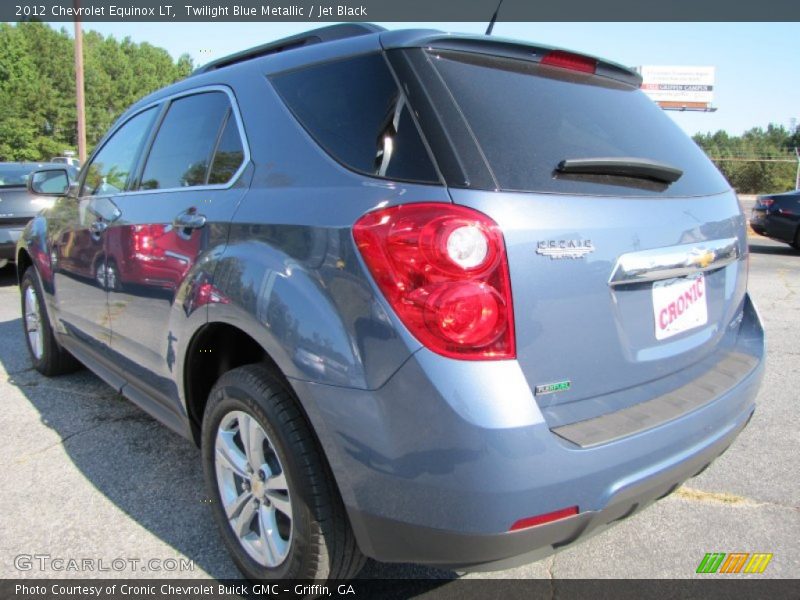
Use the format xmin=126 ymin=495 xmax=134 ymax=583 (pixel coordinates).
xmin=182 ymin=320 xmax=358 ymax=542
xmin=16 ymin=247 xmax=33 ymax=284
xmin=184 ymin=321 xmax=283 ymax=445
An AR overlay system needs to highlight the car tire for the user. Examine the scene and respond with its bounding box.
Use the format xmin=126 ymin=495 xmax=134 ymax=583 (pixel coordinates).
xmin=94 ymin=257 xmax=107 ymax=289
xmin=20 ymin=266 xmax=81 ymax=376
xmin=201 ymin=364 xmax=365 ymax=581
xmin=106 ymin=258 xmax=122 ymax=292
xmin=792 ymin=228 xmax=800 ymax=251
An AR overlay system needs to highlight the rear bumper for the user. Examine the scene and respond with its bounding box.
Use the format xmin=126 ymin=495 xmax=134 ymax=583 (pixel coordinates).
xmin=0 ymin=226 xmax=23 ymax=261
xmin=750 ymin=211 xmax=796 ymax=243
xmin=289 ymin=294 xmax=764 ymax=569
xmin=348 ymin=406 xmax=753 ymax=570
xmin=749 ymin=209 xmax=766 ymax=231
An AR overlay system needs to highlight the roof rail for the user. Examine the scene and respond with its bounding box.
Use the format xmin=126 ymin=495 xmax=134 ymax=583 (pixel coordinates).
xmin=192 ymin=23 xmax=386 ymax=75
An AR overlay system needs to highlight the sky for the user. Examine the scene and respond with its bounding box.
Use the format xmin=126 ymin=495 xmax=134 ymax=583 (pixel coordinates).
xmin=47 ymin=21 xmax=800 ymax=137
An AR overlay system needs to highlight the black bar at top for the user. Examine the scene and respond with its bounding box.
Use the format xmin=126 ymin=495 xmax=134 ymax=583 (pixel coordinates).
xmin=5 ymin=0 xmax=800 ymax=22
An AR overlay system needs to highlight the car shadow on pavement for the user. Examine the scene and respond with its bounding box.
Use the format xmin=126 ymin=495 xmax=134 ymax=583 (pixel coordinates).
xmin=0 ymin=319 xmax=244 ymax=578
xmin=748 ymin=242 xmax=799 ymax=256
xmin=0 ymin=265 xmax=17 ymax=287
xmin=0 ymin=266 xmax=457 ymax=582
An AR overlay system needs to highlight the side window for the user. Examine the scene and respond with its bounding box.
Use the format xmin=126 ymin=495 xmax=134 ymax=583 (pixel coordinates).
xmin=81 ymin=107 xmax=157 ymax=196
xmin=208 ymin=112 xmax=245 ymax=184
xmin=139 ymin=91 xmax=240 ymax=190
xmin=271 ymin=53 xmax=439 ymax=184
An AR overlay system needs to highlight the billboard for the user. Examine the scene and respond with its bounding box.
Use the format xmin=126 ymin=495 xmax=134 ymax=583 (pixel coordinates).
xmin=636 ymin=66 xmax=715 ymax=109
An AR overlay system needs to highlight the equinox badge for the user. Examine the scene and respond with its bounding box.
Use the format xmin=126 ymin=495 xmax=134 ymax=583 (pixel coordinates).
xmin=536 ymin=239 xmax=595 ymax=260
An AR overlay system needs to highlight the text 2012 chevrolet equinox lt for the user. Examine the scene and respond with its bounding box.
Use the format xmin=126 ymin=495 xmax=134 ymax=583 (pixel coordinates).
xmin=16 ymin=24 xmax=765 ymax=580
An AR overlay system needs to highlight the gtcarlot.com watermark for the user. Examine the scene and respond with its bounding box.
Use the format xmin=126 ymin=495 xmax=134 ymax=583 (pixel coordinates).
xmin=14 ymin=554 xmax=194 ymax=573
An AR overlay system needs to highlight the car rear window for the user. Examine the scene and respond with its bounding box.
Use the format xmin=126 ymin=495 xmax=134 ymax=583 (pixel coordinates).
xmin=270 ymin=53 xmax=440 ymax=185
xmin=0 ymin=165 xmax=33 ymax=187
xmin=407 ymin=49 xmax=728 ymax=197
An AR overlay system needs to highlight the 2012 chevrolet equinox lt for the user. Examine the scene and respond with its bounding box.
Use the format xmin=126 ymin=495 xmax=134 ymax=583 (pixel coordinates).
xmin=17 ymin=24 xmax=764 ymax=580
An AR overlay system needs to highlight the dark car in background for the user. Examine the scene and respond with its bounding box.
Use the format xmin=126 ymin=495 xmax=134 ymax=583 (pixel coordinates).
xmin=0 ymin=162 xmax=78 ymax=269
xmin=16 ymin=24 xmax=764 ymax=581
xmin=750 ymin=190 xmax=800 ymax=249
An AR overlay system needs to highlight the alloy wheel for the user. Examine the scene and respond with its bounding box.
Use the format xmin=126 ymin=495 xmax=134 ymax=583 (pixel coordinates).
xmin=214 ymin=410 xmax=293 ymax=567
xmin=24 ymin=286 xmax=44 ymax=360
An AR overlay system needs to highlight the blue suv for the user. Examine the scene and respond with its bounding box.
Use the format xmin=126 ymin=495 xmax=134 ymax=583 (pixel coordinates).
xmin=17 ymin=24 xmax=764 ymax=580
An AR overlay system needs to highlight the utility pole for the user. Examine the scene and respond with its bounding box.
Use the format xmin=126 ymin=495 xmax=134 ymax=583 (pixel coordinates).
xmin=74 ymin=0 xmax=87 ymax=164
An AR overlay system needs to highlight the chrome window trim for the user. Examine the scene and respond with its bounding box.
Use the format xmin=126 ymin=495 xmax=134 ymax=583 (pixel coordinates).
xmin=81 ymin=84 xmax=251 ymax=199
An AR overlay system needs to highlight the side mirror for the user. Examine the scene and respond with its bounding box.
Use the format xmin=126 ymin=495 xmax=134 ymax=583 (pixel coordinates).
xmin=27 ymin=168 xmax=70 ymax=196
xmin=67 ymin=181 xmax=80 ymax=199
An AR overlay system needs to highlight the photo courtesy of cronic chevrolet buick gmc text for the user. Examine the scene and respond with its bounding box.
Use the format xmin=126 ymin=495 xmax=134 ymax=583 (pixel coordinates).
xmin=16 ymin=24 xmax=764 ymax=580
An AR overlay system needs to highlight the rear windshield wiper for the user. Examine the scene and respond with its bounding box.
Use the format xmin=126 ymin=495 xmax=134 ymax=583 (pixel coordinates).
xmin=556 ymin=157 xmax=683 ymax=184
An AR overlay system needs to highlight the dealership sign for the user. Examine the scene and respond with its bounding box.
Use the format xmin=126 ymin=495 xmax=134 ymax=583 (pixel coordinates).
xmin=636 ymin=66 xmax=715 ymax=108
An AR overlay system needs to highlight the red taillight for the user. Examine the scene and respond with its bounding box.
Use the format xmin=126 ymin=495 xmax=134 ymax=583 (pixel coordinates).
xmin=353 ymin=203 xmax=515 ymax=360
xmin=196 ymin=282 xmax=230 ymax=306
xmin=541 ymin=50 xmax=597 ymax=74
xmin=133 ymin=224 xmax=166 ymax=258
xmin=509 ymin=506 xmax=579 ymax=532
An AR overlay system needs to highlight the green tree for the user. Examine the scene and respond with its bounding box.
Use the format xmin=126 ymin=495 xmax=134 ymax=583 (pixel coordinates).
xmin=0 ymin=22 xmax=193 ymax=161
xmin=694 ymin=125 xmax=798 ymax=194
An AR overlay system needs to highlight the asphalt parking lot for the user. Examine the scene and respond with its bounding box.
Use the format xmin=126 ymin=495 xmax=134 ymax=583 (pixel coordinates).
xmin=0 ymin=231 xmax=798 ymax=582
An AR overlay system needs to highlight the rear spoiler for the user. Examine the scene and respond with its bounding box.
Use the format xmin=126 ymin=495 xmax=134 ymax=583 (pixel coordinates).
xmin=380 ymin=31 xmax=643 ymax=87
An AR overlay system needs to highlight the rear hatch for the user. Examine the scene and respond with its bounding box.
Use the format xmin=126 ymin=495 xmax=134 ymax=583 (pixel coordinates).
xmin=0 ymin=186 xmax=42 ymax=223
xmin=0 ymin=164 xmax=53 ymax=226
xmin=385 ymin=42 xmax=748 ymax=422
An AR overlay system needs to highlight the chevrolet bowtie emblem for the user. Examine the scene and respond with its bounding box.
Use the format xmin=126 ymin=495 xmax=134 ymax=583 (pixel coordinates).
xmin=690 ymin=249 xmax=716 ymax=269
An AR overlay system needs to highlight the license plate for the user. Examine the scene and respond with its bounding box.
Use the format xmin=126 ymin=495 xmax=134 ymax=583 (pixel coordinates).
xmin=652 ymin=274 xmax=708 ymax=340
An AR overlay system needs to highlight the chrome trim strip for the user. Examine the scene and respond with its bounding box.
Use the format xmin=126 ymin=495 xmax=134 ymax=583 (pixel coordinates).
xmin=608 ymin=237 xmax=739 ymax=287
xmin=163 ymin=250 xmax=190 ymax=263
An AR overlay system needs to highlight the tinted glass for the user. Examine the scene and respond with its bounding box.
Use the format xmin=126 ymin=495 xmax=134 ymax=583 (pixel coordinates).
xmin=271 ymin=53 xmax=439 ymax=184
xmin=208 ymin=113 xmax=245 ymax=185
xmin=420 ymin=50 xmax=728 ymax=196
xmin=82 ymin=108 xmax=157 ymax=196
xmin=0 ymin=165 xmax=33 ymax=187
xmin=32 ymin=170 xmax=69 ymax=194
xmin=139 ymin=92 xmax=229 ymax=190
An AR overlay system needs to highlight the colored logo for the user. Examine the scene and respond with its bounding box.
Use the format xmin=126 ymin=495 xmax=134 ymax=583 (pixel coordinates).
xmin=689 ymin=247 xmax=716 ymax=269
xmin=534 ymin=380 xmax=571 ymax=396
xmin=696 ymin=552 xmax=773 ymax=574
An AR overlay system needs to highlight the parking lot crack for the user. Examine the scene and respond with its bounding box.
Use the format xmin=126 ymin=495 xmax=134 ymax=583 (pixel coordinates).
xmin=8 ymin=376 xmax=121 ymax=401
xmin=777 ymin=268 xmax=797 ymax=300
xmin=12 ymin=413 xmax=156 ymax=464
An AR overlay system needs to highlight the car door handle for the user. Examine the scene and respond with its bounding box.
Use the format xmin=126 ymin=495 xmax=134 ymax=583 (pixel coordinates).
xmin=90 ymin=220 xmax=108 ymax=235
xmin=173 ymin=210 xmax=207 ymax=230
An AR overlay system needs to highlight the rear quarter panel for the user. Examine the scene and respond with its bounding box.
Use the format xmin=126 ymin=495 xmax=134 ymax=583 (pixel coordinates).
xmin=201 ymin=59 xmax=451 ymax=391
